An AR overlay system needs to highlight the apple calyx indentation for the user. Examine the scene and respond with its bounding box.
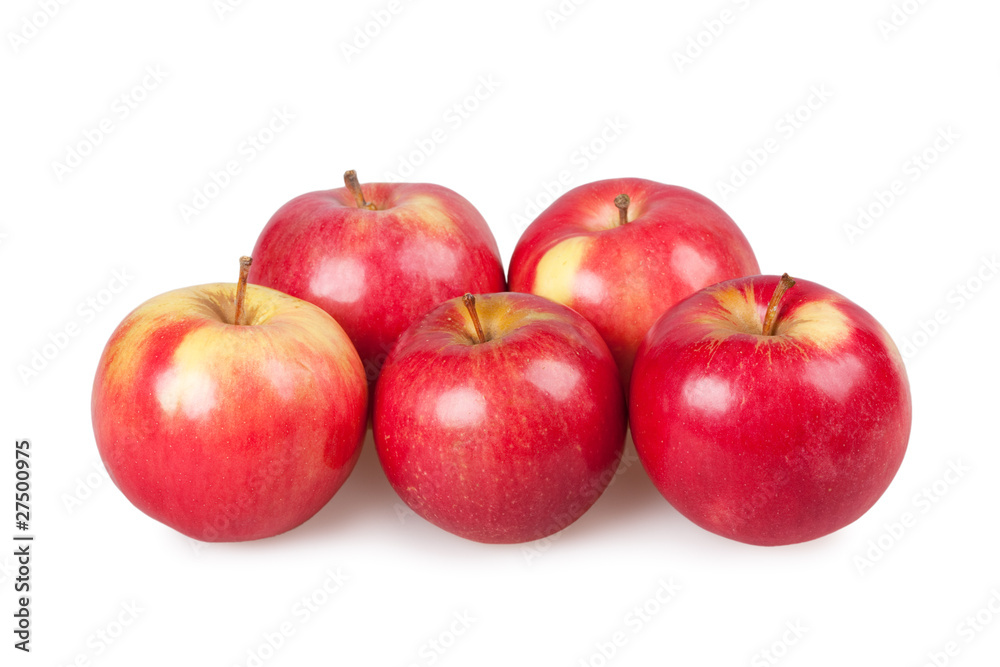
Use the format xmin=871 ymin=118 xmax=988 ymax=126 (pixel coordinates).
xmin=762 ymin=273 xmax=796 ymax=336
xmin=614 ymin=194 xmax=631 ymax=226
xmin=344 ymin=170 xmax=377 ymax=210
xmin=463 ymin=293 xmax=488 ymax=344
xmin=233 ymin=256 xmax=252 ymax=326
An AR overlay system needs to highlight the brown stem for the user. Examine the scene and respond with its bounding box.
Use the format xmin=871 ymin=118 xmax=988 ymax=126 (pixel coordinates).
xmin=762 ymin=273 xmax=796 ymax=336
xmin=614 ymin=194 xmax=630 ymax=225
xmin=234 ymin=256 xmax=252 ymax=326
xmin=343 ymin=170 xmax=376 ymax=210
xmin=463 ymin=293 xmax=486 ymax=344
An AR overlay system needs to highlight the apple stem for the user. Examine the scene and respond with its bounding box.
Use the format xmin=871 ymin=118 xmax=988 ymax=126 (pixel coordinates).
xmin=234 ymin=256 xmax=252 ymax=326
xmin=463 ymin=293 xmax=487 ymax=344
xmin=614 ymin=194 xmax=630 ymax=226
xmin=762 ymin=273 xmax=796 ymax=336
xmin=344 ymin=170 xmax=376 ymax=210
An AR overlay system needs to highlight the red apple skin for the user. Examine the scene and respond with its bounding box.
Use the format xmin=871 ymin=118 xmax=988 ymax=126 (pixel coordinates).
xmin=92 ymin=283 xmax=368 ymax=542
xmin=629 ymin=275 xmax=912 ymax=546
xmin=374 ymin=292 xmax=627 ymax=544
xmin=248 ymin=180 xmax=506 ymax=383
xmin=508 ymin=177 xmax=759 ymax=387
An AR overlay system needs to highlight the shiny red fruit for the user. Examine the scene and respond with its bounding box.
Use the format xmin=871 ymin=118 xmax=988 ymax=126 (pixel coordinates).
xmin=509 ymin=177 xmax=758 ymax=387
xmin=92 ymin=280 xmax=368 ymax=542
xmin=249 ymin=171 xmax=506 ymax=383
xmin=374 ymin=292 xmax=626 ymax=544
xmin=630 ymin=274 xmax=911 ymax=546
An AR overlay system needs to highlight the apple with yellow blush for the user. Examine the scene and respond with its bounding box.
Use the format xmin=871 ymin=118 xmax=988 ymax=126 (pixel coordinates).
xmin=508 ymin=177 xmax=759 ymax=388
xmin=91 ymin=257 xmax=368 ymax=542
xmin=249 ymin=170 xmax=506 ymax=384
xmin=629 ymin=274 xmax=912 ymax=546
xmin=374 ymin=292 xmax=626 ymax=544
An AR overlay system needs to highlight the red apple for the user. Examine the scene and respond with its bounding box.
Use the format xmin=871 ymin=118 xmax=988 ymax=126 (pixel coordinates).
xmin=91 ymin=257 xmax=368 ymax=542
xmin=508 ymin=177 xmax=759 ymax=387
xmin=374 ymin=292 xmax=626 ymax=544
xmin=629 ymin=274 xmax=912 ymax=546
xmin=248 ymin=170 xmax=506 ymax=384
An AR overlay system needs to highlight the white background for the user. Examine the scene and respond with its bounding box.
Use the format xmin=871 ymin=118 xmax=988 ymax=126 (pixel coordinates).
xmin=3 ymin=0 xmax=999 ymax=665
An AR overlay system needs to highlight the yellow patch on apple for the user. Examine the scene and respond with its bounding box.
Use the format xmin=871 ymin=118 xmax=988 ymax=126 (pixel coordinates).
xmin=531 ymin=236 xmax=592 ymax=306
xmin=698 ymin=283 xmax=852 ymax=352
xmin=778 ymin=300 xmax=852 ymax=351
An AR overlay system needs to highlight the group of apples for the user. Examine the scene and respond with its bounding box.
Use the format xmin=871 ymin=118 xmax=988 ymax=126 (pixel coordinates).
xmin=91 ymin=170 xmax=911 ymax=547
